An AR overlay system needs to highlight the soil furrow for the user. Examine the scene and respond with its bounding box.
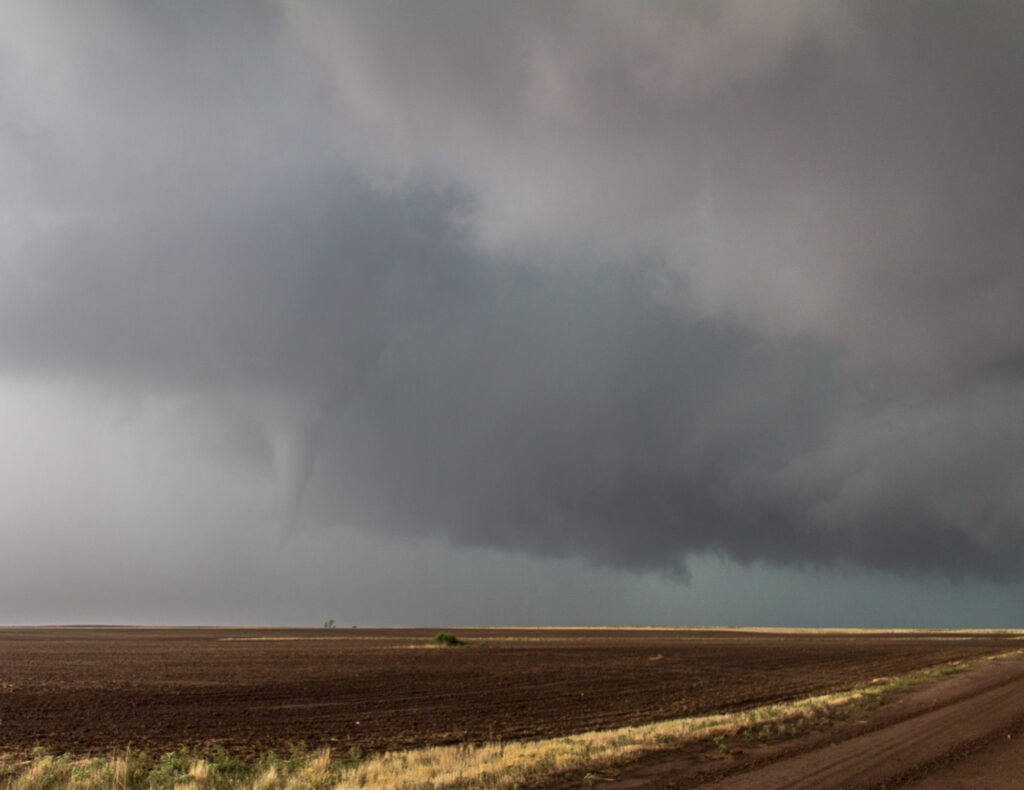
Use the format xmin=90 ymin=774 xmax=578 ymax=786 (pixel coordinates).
xmin=0 ymin=627 xmax=1018 ymax=764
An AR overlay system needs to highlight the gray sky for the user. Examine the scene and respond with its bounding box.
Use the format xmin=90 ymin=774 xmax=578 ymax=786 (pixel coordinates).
xmin=2 ymin=1 xmax=1023 ymax=627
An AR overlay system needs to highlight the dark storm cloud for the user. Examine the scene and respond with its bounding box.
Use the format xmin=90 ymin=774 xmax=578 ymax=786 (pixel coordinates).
xmin=0 ymin=1 xmax=1022 ymax=582
xmin=287 ymin=0 xmax=1024 ymax=382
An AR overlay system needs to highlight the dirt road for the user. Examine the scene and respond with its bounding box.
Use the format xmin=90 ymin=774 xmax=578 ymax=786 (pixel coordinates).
xmin=588 ymin=652 xmax=1024 ymax=789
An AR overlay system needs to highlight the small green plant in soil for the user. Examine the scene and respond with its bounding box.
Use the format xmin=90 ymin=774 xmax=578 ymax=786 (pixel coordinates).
xmin=429 ymin=632 xmax=466 ymax=647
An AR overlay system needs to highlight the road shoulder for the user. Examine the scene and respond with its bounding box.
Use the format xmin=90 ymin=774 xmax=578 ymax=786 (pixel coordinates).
xmin=547 ymin=651 xmax=1024 ymax=789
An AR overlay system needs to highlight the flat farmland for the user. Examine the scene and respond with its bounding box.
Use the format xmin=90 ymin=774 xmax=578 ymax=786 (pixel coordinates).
xmin=0 ymin=627 xmax=1019 ymax=761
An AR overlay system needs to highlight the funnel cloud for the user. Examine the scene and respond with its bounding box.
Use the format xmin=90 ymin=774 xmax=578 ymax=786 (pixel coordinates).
xmin=0 ymin=1 xmax=1022 ymax=625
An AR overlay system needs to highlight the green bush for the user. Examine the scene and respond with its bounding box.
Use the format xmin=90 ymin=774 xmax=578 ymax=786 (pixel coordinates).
xmin=428 ymin=632 xmax=466 ymax=647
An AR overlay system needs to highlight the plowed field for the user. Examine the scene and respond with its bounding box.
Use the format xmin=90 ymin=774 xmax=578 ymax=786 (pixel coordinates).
xmin=0 ymin=628 xmax=1018 ymax=761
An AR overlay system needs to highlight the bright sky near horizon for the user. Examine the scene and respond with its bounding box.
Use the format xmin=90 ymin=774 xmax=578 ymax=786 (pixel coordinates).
xmin=1 ymin=1 xmax=1023 ymax=628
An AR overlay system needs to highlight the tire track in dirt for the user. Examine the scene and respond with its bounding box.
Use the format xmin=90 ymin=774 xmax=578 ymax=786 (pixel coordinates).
xmin=897 ymin=718 xmax=1024 ymax=789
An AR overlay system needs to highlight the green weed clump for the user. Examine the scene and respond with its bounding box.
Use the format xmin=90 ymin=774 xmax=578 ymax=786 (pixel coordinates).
xmin=429 ymin=632 xmax=466 ymax=647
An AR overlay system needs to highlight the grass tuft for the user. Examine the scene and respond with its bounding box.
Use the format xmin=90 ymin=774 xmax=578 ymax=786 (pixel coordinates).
xmin=428 ymin=632 xmax=467 ymax=647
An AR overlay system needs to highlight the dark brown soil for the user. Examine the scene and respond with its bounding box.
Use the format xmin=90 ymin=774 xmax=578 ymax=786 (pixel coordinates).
xmin=0 ymin=627 xmax=1018 ymax=762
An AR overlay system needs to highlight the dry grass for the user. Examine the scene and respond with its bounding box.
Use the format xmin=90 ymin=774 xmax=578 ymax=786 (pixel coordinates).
xmin=329 ymin=679 xmax=902 ymax=788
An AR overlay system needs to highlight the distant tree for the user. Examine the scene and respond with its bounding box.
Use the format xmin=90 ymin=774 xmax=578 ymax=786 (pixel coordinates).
xmin=324 ymin=619 xmax=336 ymax=629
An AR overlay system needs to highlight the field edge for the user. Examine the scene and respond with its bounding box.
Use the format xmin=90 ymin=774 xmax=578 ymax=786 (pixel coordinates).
xmin=5 ymin=648 xmax=1021 ymax=790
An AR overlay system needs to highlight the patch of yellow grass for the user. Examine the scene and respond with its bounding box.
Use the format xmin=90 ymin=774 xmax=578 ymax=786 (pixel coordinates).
xmin=3 ymin=754 xmax=128 ymax=790
xmin=329 ymin=697 xmax=827 ymax=789
xmin=219 ymin=636 xmax=398 ymax=641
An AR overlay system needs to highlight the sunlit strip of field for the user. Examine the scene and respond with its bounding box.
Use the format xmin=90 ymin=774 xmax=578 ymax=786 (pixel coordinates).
xmin=217 ymin=627 xmax=1024 ymax=642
